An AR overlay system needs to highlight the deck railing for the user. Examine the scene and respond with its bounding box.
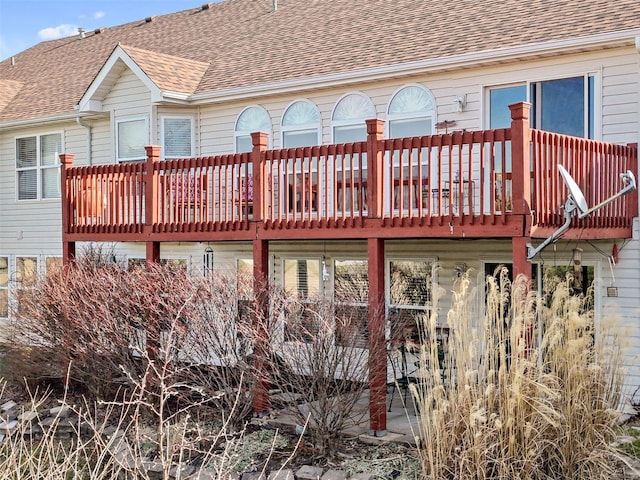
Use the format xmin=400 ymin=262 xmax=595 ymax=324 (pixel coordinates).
xmin=60 ymin=103 xmax=637 ymax=239
xmin=531 ymin=130 xmax=638 ymax=231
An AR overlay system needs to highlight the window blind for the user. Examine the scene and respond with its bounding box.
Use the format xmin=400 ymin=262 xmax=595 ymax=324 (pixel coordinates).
xmin=163 ymin=118 xmax=192 ymax=158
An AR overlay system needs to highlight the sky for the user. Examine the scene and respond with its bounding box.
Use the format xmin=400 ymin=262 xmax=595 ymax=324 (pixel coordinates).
xmin=0 ymin=0 xmax=223 ymax=61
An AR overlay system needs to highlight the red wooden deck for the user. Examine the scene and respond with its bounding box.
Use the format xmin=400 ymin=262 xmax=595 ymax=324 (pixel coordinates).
xmin=61 ymin=108 xmax=637 ymax=245
xmin=57 ymin=103 xmax=637 ymax=436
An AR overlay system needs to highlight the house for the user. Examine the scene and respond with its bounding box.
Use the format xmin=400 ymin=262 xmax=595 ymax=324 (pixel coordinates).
xmin=1 ymin=0 xmax=639 ymax=435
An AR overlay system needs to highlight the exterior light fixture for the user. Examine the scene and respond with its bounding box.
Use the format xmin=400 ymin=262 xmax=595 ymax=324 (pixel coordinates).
xmin=453 ymin=95 xmax=466 ymax=113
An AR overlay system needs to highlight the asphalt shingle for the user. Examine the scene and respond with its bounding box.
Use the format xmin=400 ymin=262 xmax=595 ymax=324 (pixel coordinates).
xmin=1 ymin=0 xmax=639 ymax=123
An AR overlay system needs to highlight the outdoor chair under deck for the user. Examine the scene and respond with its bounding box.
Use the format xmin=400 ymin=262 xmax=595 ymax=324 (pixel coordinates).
xmin=387 ymin=325 xmax=450 ymax=411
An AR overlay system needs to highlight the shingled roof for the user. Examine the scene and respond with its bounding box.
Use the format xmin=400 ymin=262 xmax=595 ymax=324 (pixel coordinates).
xmin=1 ymin=0 xmax=639 ymax=124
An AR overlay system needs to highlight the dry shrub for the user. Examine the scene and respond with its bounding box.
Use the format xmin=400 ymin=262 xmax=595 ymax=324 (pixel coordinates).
xmin=0 ymin=361 xmax=289 ymax=480
xmin=413 ymin=269 xmax=623 ymax=480
xmin=256 ymin=289 xmax=382 ymax=457
xmin=4 ymin=248 xmax=256 ymax=429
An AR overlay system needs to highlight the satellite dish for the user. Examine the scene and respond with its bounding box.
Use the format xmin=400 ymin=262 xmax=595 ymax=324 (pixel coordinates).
xmin=557 ymin=164 xmax=588 ymax=215
xmin=527 ymin=164 xmax=636 ymax=260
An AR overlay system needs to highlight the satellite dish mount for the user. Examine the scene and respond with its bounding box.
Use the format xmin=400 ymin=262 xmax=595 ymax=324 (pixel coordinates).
xmin=526 ymin=164 xmax=636 ymax=260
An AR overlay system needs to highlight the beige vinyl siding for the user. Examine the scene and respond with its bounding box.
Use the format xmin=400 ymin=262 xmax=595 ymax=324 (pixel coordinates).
xmin=601 ymin=54 xmax=639 ymax=142
xmin=103 ymin=69 xmax=151 ymax=114
xmin=64 ymin=124 xmax=89 ymax=165
xmin=0 ymin=123 xmax=71 ymax=257
xmin=90 ymin=119 xmax=113 ymax=165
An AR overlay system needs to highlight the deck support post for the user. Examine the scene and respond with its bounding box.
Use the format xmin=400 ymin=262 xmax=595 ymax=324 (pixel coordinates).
xmin=509 ymin=102 xmax=532 ymax=280
xmin=60 ymin=153 xmax=76 ymax=266
xmin=252 ymin=238 xmax=270 ymax=415
xmin=62 ymin=241 xmax=76 ymax=266
xmin=366 ymin=119 xmax=386 ymax=218
xmin=367 ymin=237 xmax=387 ymax=435
xmin=145 ymin=241 xmax=160 ymax=266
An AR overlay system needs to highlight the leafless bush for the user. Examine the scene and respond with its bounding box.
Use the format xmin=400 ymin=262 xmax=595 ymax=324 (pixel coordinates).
xmin=413 ymin=270 xmax=623 ymax=480
xmin=251 ymin=287 xmax=384 ymax=457
xmin=0 ymin=350 xmax=294 ymax=480
xmin=4 ymin=247 xmax=256 ymax=430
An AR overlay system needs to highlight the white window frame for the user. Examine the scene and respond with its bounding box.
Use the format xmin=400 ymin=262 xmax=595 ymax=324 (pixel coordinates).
xmin=386 ymin=257 xmax=437 ymax=313
xmin=115 ymin=116 xmax=149 ymax=162
xmin=0 ymin=256 xmax=8 ymax=319
xmin=15 ymin=131 xmax=63 ymax=201
xmin=386 ymin=84 xmax=436 ymax=139
xmin=161 ymin=115 xmax=195 ymax=159
xmin=234 ymin=105 xmax=272 ymax=153
xmin=333 ymin=258 xmax=368 ymax=307
xmin=281 ymin=99 xmax=322 ymax=148
xmin=485 ymin=72 xmax=600 ymax=139
xmin=14 ymin=255 xmax=39 ymax=316
xmin=331 ymin=92 xmax=377 ymax=144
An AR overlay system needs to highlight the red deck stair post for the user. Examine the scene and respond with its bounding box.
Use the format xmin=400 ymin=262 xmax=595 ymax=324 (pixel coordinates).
xmin=509 ymin=102 xmax=532 ymax=280
xmin=60 ymin=153 xmax=76 ymax=265
xmin=144 ymin=146 xmax=161 ymax=266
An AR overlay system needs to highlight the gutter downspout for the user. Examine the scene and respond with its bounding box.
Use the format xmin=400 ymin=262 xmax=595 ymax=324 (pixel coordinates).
xmin=76 ymin=116 xmax=92 ymax=165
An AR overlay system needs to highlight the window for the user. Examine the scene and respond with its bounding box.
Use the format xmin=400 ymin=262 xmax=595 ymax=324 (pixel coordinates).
xmin=237 ymin=258 xmax=254 ymax=300
xmin=489 ymin=75 xmax=595 ymax=137
xmin=116 ymin=117 xmax=148 ymax=162
xmin=16 ymin=133 xmax=62 ymax=200
xmin=283 ymin=258 xmax=321 ymax=342
xmin=334 ymin=259 xmax=368 ymax=347
xmin=162 ymin=116 xmax=194 ymax=159
xmin=127 ymin=258 xmax=146 ymax=270
xmin=387 ymin=85 xmax=436 ymax=139
xmin=235 ymin=106 xmax=271 ymax=153
xmin=283 ymin=259 xmax=320 ymax=299
xmin=334 ymin=260 xmax=368 ymax=305
xmin=281 ymin=100 xmax=321 ymax=148
xmin=45 ymin=257 xmax=62 ymax=276
xmin=159 ymin=258 xmax=188 ymax=271
xmin=389 ymin=260 xmax=433 ymax=310
xmin=16 ymin=256 xmax=37 ymax=315
xmin=237 ymin=259 xmax=254 ymax=324
xmin=0 ymin=257 xmax=8 ymax=318
xmin=332 ymin=93 xmax=376 ymax=143
xmin=388 ymin=259 xmax=435 ymax=343
xmin=16 ymin=257 xmax=38 ymax=286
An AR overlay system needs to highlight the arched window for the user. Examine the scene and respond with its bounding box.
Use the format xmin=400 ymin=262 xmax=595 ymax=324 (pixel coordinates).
xmin=387 ymin=85 xmax=436 ymax=138
xmin=281 ymin=100 xmax=321 ymax=148
xmin=332 ymin=93 xmax=376 ymax=143
xmin=234 ymin=106 xmax=271 ymax=153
